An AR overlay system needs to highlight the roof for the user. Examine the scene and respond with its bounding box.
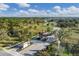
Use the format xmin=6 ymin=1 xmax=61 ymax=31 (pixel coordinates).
xmin=46 ymin=35 xmax=56 ymax=42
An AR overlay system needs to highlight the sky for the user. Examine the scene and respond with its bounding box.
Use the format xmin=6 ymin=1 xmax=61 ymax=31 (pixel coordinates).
xmin=0 ymin=3 xmax=79 ymax=17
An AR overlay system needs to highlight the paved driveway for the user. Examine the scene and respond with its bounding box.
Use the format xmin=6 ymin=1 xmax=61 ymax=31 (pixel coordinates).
xmin=19 ymin=40 xmax=50 ymax=56
xmin=0 ymin=48 xmax=23 ymax=56
xmin=0 ymin=51 xmax=12 ymax=56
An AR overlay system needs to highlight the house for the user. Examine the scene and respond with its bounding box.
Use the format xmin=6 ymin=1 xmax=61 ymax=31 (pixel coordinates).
xmin=40 ymin=35 xmax=56 ymax=42
xmin=38 ymin=32 xmax=52 ymax=37
xmin=38 ymin=32 xmax=56 ymax=42
xmin=22 ymin=41 xmax=31 ymax=49
xmin=10 ymin=41 xmax=31 ymax=50
xmin=46 ymin=35 xmax=56 ymax=42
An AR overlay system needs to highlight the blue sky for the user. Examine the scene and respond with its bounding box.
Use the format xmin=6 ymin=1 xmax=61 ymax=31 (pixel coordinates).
xmin=0 ymin=3 xmax=79 ymax=17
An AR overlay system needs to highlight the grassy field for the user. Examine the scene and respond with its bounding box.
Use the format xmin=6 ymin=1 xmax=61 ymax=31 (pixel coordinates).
xmin=63 ymin=28 xmax=79 ymax=44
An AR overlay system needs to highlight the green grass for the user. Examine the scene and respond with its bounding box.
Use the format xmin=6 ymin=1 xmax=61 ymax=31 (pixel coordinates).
xmin=62 ymin=28 xmax=79 ymax=44
xmin=63 ymin=52 xmax=72 ymax=56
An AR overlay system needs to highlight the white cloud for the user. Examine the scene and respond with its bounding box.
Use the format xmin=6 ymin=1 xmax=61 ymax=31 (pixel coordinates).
xmin=0 ymin=3 xmax=10 ymax=10
xmin=17 ymin=3 xmax=30 ymax=8
xmin=27 ymin=9 xmax=50 ymax=17
xmin=52 ymin=5 xmax=79 ymax=17
xmin=53 ymin=6 xmax=61 ymax=12
xmin=28 ymin=9 xmax=39 ymax=13
xmin=67 ymin=6 xmax=78 ymax=12
xmin=19 ymin=10 xmax=26 ymax=13
xmin=14 ymin=9 xmax=51 ymax=17
xmin=1 ymin=5 xmax=79 ymax=17
xmin=16 ymin=10 xmax=30 ymax=17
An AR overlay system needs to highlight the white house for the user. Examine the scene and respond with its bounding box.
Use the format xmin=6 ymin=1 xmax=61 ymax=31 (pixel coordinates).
xmin=22 ymin=41 xmax=31 ymax=49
